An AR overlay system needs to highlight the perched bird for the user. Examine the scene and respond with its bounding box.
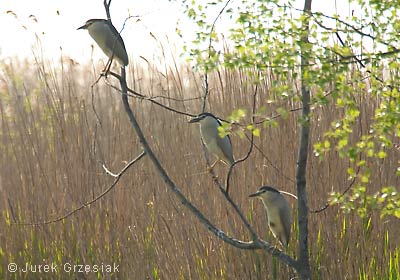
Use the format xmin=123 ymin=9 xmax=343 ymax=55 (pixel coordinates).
xmin=78 ymin=19 xmax=129 ymax=67
xmin=249 ymin=186 xmax=292 ymax=248
xmin=189 ymin=112 xmax=234 ymax=167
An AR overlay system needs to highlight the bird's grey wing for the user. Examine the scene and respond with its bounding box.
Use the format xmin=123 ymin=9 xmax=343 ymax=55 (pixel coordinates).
xmin=108 ymin=23 xmax=127 ymax=51
xmin=105 ymin=23 xmax=128 ymax=65
xmin=279 ymin=204 xmax=291 ymax=247
xmin=217 ymin=134 xmax=234 ymax=165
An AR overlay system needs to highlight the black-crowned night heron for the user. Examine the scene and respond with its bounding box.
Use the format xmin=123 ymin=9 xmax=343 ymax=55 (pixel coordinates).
xmin=249 ymin=186 xmax=292 ymax=248
xmin=189 ymin=112 xmax=234 ymax=167
xmin=78 ymin=19 xmax=129 ymax=67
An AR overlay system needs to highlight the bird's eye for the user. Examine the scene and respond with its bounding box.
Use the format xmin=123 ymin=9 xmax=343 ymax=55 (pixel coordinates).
xmin=269 ymin=222 xmax=276 ymax=228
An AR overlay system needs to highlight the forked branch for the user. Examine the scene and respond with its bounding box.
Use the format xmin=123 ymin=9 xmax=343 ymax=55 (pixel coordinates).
xmin=116 ymin=59 xmax=297 ymax=267
xmin=15 ymin=151 xmax=146 ymax=225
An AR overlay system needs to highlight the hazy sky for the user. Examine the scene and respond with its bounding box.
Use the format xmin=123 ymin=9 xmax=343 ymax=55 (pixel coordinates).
xmin=0 ymin=0 xmax=185 ymax=65
xmin=0 ymin=0 xmax=355 ymax=66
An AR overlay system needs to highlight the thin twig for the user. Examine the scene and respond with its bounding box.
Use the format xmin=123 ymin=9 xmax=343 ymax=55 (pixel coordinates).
xmin=253 ymin=107 xmax=303 ymax=125
xmin=226 ymin=82 xmax=259 ymax=193
xmin=106 ymin=71 xmax=197 ymax=117
xmin=140 ymin=95 xmax=203 ymax=102
xmin=334 ymin=32 xmax=396 ymax=90
xmin=202 ymin=0 xmax=232 ymax=112
xmin=277 ymin=1 xmax=397 ymax=50
xmin=14 ymin=151 xmax=146 ymax=225
xmin=90 ymin=78 xmax=104 ymax=128
xmin=104 ymin=0 xmax=112 ymax=21
xmin=245 ymin=134 xmax=296 ymax=184
xmin=310 ymin=167 xmax=359 ymax=213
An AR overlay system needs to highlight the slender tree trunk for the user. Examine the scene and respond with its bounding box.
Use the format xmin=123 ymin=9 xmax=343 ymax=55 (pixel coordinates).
xmin=296 ymin=0 xmax=312 ymax=279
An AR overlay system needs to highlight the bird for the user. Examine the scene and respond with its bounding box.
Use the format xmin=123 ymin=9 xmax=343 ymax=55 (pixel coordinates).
xmin=189 ymin=112 xmax=234 ymax=167
xmin=249 ymin=186 xmax=292 ymax=248
xmin=78 ymin=19 xmax=129 ymax=67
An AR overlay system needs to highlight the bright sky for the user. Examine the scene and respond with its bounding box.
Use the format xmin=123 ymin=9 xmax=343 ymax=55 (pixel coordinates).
xmin=0 ymin=0 xmax=186 ymax=65
xmin=0 ymin=0 xmax=356 ymax=66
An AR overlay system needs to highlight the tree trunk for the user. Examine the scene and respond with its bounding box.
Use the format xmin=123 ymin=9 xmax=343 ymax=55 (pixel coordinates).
xmin=296 ymin=0 xmax=313 ymax=279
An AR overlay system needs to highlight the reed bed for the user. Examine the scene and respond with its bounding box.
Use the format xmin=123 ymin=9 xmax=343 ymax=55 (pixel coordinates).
xmin=0 ymin=54 xmax=398 ymax=279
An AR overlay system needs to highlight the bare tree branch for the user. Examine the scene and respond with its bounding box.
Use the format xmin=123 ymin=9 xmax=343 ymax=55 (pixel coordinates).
xmin=310 ymin=125 xmax=363 ymax=215
xmin=106 ymin=70 xmax=305 ymax=130
xmin=119 ymin=67 xmax=252 ymax=245
xmin=202 ymin=0 xmax=232 ymax=112
xmin=278 ymin=1 xmax=398 ymax=51
xmin=334 ymin=32 xmax=397 ymax=90
xmin=246 ymin=135 xmax=296 ymax=184
xmin=115 ymin=52 xmax=298 ymax=267
xmin=14 ymin=151 xmax=146 ymax=226
xmin=207 ymin=167 xmax=259 ymax=241
xmin=104 ymin=0 xmax=112 ymax=21
xmin=105 ymin=71 xmax=197 ymax=117
xmin=310 ymin=168 xmax=359 ymax=213
xmin=226 ymin=82 xmax=259 ymax=193
xmin=253 ymin=107 xmax=303 ymax=126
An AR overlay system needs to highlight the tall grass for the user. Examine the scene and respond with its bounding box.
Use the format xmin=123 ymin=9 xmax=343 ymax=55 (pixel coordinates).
xmin=0 ymin=52 xmax=398 ymax=279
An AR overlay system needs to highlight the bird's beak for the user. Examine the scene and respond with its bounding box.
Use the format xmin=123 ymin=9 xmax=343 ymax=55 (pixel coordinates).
xmin=188 ymin=116 xmax=200 ymax=123
xmin=249 ymin=190 xmax=262 ymax=198
xmin=77 ymin=23 xmax=87 ymax=30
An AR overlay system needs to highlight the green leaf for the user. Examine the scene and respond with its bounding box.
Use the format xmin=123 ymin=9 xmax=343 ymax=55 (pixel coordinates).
xmin=252 ymin=128 xmax=260 ymax=137
xmin=377 ymin=150 xmax=386 ymax=159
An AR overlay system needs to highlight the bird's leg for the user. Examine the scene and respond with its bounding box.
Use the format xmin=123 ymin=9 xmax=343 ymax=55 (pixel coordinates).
xmin=207 ymin=161 xmax=221 ymax=184
xmin=101 ymin=59 xmax=113 ymax=77
xmin=105 ymin=60 xmax=112 ymax=75
xmin=268 ymin=239 xmax=280 ymax=251
xmin=269 ymin=232 xmax=284 ymax=251
xmin=274 ymin=240 xmax=286 ymax=251
xmin=208 ymin=160 xmax=219 ymax=170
